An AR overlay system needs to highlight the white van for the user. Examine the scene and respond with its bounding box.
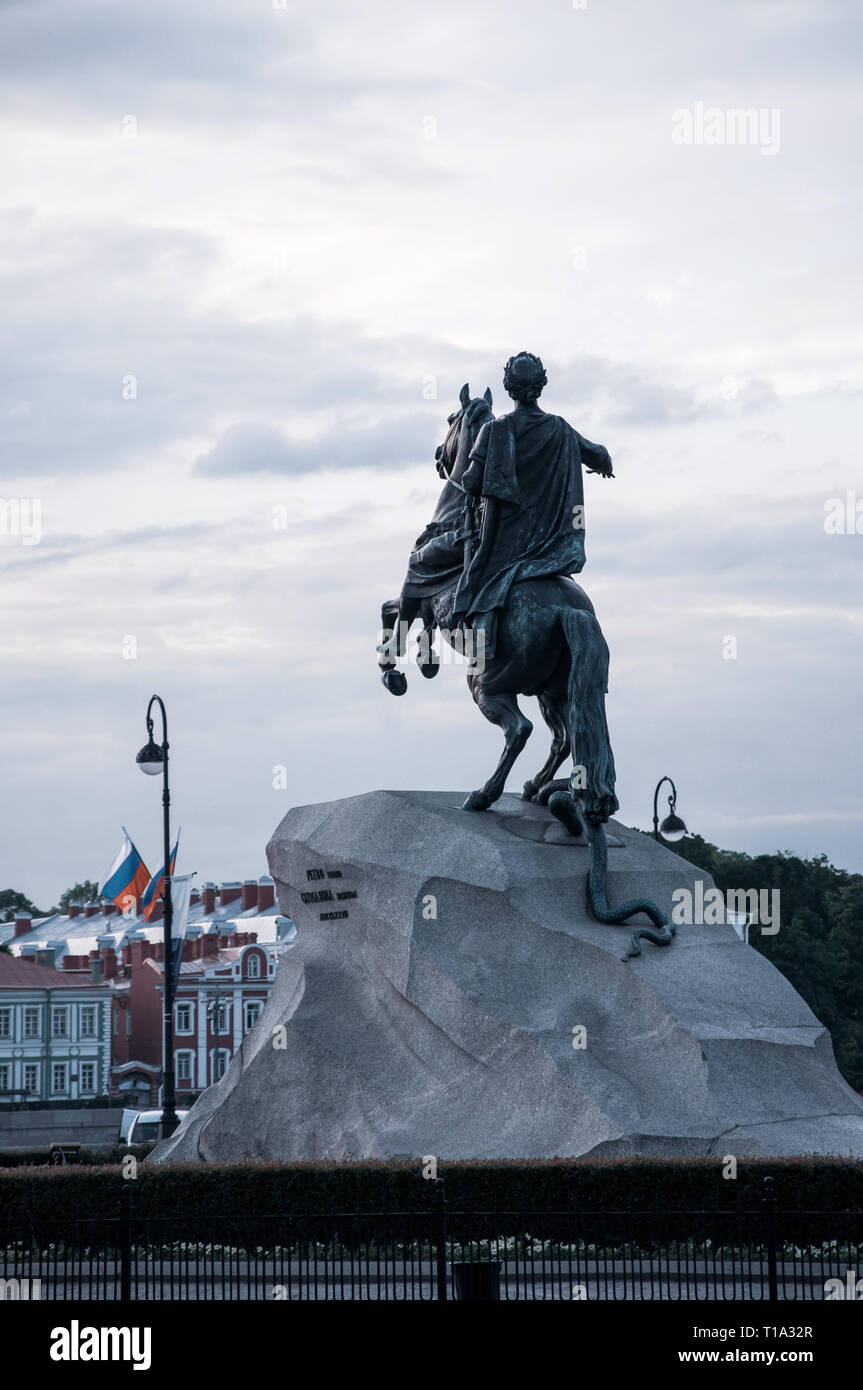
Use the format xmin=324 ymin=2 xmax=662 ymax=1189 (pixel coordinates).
xmin=125 ymin=1109 xmax=189 ymax=1144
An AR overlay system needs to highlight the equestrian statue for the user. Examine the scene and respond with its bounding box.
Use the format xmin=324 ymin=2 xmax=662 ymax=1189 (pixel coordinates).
xmin=377 ymin=351 xmax=674 ymax=957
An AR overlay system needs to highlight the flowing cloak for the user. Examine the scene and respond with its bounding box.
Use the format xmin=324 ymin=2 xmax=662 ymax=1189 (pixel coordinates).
xmin=398 ymin=511 xmax=471 ymax=600
xmin=451 ymin=408 xmax=608 ymax=643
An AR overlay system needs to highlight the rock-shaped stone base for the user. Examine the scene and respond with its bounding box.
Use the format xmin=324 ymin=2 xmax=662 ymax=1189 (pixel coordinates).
xmin=153 ymin=791 xmax=863 ymax=1162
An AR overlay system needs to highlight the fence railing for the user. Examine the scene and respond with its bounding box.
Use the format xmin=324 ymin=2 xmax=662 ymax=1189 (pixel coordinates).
xmin=2 ymin=1179 xmax=861 ymax=1300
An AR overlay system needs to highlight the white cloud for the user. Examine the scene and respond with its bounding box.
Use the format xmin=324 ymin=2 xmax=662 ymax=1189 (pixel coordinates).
xmin=1 ymin=0 xmax=861 ymax=902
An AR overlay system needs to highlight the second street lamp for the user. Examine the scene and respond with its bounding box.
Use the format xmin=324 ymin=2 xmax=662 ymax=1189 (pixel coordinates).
xmin=652 ymin=775 xmax=687 ymax=843
xmin=136 ymin=694 xmax=179 ymax=1142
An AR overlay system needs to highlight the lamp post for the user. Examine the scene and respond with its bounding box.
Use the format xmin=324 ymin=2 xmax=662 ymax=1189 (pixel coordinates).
xmin=207 ymin=987 xmax=224 ymax=1087
xmin=652 ymin=776 xmax=687 ymax=843
xmin=136 ymin=694 xmax=178 ymax=1141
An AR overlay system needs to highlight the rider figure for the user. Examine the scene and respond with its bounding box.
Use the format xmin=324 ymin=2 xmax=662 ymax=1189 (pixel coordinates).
xmin=452 ymin=352 xmax=613 ymax=660
xmin=393 ymin=353 xmax=613 ymax=661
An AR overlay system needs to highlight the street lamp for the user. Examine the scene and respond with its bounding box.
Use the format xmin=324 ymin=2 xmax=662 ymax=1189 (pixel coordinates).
xmin=136 ymin=694 xmax=178 ymax=1141
xmin=207 ymin=988 xmax=226 ymax=1086
xmin=652 ymin=776 xmax=687 ymax=843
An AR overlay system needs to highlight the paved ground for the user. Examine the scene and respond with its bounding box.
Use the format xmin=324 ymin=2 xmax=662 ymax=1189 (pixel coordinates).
xmin=1 ymin=1261 xmax=838 ymax=1301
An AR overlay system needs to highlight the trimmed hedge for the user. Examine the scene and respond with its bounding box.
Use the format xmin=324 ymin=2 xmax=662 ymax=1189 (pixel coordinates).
xmin=0 ymin=1096 xmax=129 ymax=1111
xmin=0 ymin=1144 xmax=152 ymax=1169
xmin=1 ymin=1156 xmax=861 ymax=1229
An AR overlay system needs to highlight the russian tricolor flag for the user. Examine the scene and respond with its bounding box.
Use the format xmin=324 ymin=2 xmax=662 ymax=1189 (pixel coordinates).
xmin=140 ymin=829 xmax=180 ymax=922
xmin=99 ymin=829 xmax=151 ymax=915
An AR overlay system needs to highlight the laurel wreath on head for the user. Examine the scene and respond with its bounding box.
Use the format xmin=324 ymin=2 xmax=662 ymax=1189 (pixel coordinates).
xmin=503 ymin=352 xmax=548 ymax=401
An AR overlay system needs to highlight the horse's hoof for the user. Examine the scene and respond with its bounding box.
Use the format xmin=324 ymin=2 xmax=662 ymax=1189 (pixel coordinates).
xmin=418 ymin=661 xmax=440 ymax=680
xmin=381 ymin=670 xmax=407 ymax=696
xmin=462 ymin=790 xmax=492 ymax=811
xmin=521 ymin=780 xmax=537 ymax=802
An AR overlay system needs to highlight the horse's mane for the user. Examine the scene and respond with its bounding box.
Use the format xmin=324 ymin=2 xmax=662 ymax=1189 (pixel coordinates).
xmin=438 ymin=395 xmax=493 ymax=478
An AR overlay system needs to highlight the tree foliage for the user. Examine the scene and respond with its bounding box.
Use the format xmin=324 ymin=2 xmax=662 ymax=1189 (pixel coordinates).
xmin=57 ymin=880 xmax=101 ymax=914
xmin=675 ymin=834 xmax=863 ymax=1091
xmin=0 ymin=888 xmax=45 ymax=924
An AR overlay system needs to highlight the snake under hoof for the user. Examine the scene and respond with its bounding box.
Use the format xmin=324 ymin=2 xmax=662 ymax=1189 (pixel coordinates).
xmin=547 ymin=790 xmax=676 ymax=959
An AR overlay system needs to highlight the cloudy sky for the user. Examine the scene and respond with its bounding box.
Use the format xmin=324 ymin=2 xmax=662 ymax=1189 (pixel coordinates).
xmin=1 ymin=0 xmax=860 ymax=907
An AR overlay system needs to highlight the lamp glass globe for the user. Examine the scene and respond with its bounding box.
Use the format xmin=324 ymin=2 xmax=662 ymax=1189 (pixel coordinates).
xmin=660 ymin=814 xmax=687 ymax=843
xmin=136 ymin=739 xmax=164 ymax=775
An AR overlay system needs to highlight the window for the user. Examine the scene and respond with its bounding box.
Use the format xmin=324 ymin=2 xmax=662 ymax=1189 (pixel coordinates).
xmin=246 ymin=953 xmax=261 ymax=979
xmin=0 ymin=1008 xmax=11 ymax=1039
xmin=51 ymin=1062 xmax=68 ymax=1094
xmin=126 ymin=1011 xmax=132 ymax=1037
xmin=0 ymin=1063 xmax=10 ymax=1093
xmin=79 ymin=1061 xmax=96 ymax=1093
xmin=23 ymin=1063 xmax=39 ymax=1094
xmin=24 ymin=1007 xmax=40 ymax=1039
xmin=51 ymin=1006 xmax=68 ymax=1038
xmin=177 ymin=1053 xmax=192 ymax=1083
xmin=175 ymin=1002 xmax=192 ymax=1034
xmin=113 ymin=1009 xmax=119 ymax=1035
xmin=131 ymin=1119 xmax=160 ymax=1143
xmin=79 ymin=1005 xmax=98 ymax=1039
xmin=244 ymin=1001 xmax=263 ymax=1033
xmin=213 ymin=1050 xmax=230 ymax=1081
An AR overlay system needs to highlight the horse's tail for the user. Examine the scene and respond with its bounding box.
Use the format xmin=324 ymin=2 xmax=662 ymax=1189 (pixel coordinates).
xmin=555 ymin=608 xmax=674 ymax=958
xmin=559 ymin=607 xmax=618 ymax=820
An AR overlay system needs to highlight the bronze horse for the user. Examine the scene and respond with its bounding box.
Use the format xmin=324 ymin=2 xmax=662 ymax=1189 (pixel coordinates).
xmin=378 ymin=385 xmax=618 ymax=824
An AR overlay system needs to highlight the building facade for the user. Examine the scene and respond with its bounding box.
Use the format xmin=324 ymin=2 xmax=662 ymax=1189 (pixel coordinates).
xmin=112 ymin=933 xmax=277 ymax=1105
xmin=0 ymin=877 xmax=293 ymax=1108
xmin=148 ymin=939 xmax=275 ymax=1100
xmin=0 ymin=956 xmax=112 ymax=1103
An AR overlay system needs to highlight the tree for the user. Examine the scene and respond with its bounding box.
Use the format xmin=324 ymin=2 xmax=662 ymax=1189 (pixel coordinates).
xmin=0 ymin=889 xmax=44 ymax=924
xmin=57 ymin=880 xmax=101 ymax=914
xmin=669 ymin=833 xmax=863 ymax=1091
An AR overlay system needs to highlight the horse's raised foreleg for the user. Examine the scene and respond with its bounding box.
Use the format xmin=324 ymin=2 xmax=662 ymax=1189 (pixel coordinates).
xmin=463 ymin=678 xmax=533 ymax=811
xmin=416 ymin=622 xmax=440 ymax=679
xmin=522 ymin=691 xmax=570 ymax=801
xmin=378 ymin=597 xmax=407 ymax=696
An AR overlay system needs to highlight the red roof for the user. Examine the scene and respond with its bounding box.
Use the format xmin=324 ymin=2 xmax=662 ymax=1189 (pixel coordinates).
xmin=0 ymin=955 xmax=105 ymax=990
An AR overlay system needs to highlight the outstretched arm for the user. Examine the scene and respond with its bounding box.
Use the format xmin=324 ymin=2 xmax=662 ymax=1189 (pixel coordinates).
xmin=575 ymin=430 xmax=614 ymax=478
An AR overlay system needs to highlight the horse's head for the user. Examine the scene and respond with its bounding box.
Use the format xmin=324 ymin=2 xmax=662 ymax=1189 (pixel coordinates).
xmin=435 ymin=382 xmax=493 ymax=481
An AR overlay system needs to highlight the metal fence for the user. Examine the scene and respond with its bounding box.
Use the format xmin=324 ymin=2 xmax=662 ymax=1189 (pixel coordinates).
xmin=2 ymin=1181 xmax=861 ymax=1300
